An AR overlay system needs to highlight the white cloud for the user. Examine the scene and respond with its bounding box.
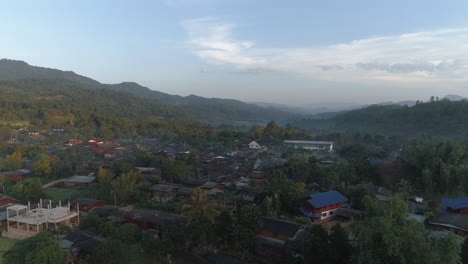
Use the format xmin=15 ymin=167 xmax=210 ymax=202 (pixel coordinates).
xmin=182 ymin=18 xmax=468 ymax=84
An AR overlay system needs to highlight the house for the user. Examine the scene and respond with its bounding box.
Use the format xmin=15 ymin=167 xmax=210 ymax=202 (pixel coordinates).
xmin=0 ymin=170 xmax=25 ymax=182
xmin=61 ymin=229 xmax=105 ymax=262
xmin=369 ymin=185 xmax=392 ymax=201
xmin=103 ymin=151 xmax=117 ymax=160
xmin=63 ymin=175 xmax=96 ymax=187
xmin=87 ymin=139 xmax=103 ymax=145
xmin=428 ymin=214 xmax=468 ymax=236
xmin=248 ymin=141 xmax=262 ymax=149
xmin=256 ymin=217 xmax=309 ymax=256
xmin=300 ymin=190 xmax=350 ymax=222
xmin=125 ymin=209 xmax=186 ymax=231
xmin=150 ymin=184 xmax=177 ymax=202
xmin=0 ymin=194 xmax=21 ymax=207
xmin=283 ymin=140 xmax=333 ymax=152
xmin=163 ymin=147 xmax=177 ymax=156
xmin=181 ymin=178 xmax=208 ymax=188
xmin=71 ymin=198 xmax=104 ymax=213
xmin=135 ymin=167 xmax=161 ymax=178
xmin=201 ymin=181 xmax=223 ymax=190
xmin=0 ymin=195 xmax=21 ymax=222
xmin=442 ymin=197 xmax=468 ymax=215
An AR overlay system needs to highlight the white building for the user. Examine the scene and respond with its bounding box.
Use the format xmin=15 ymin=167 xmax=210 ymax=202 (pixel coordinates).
xmin=248 ymin=141 xmax=261 ymax=149
xmin=283 ymin=140 xmax=333 ymax=152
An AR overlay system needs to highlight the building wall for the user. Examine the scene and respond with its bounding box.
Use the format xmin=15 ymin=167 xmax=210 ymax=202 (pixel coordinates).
xmin=7 ymin=174 xmax=23 ymax=182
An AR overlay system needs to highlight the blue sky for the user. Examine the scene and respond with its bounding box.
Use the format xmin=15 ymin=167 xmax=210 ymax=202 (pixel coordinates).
xmin=2 ymin=0 xmax=468 ymax=106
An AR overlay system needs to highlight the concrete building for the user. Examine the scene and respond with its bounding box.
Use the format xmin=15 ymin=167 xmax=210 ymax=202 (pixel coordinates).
xmin=283 ymin=140 xmax=333 ymax=152
xmin=4 ymin=200 xmax=79 ymax=239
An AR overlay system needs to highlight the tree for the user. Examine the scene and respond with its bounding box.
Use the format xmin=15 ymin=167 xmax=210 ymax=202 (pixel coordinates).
xmin=329 ymin=223 xmax=351 ymax=264
xmin=249 ymin=124 xmax=263 ymax=139
xmin=97 ymin=167 xmax=114 ymax=200
xmin=90 ymin=240 xmax=125 ymax=264
xmin=232 ymin=205 xmax=261 ymax=249
xmin=6 ymin=151 xmax=23 ymax=170
xmin=0 ymin=175 xmax=8 ymax=193
xmin=263 ymin=121 xmax=281 ymax=139
xmin=116 ymin=223 xmax=142 ymax=243
xmin=32 ymin=155 xmax=63 ymax=178
xmin=430 ymin=232 xmax=462 ymax=264
xmin=352 ymin=195 xmax=456 ymax=264
xmin=462 ymin=238 xmax=468 ymax=264
xmin=10 ymin=178 xmax=44 ymax=202
xmin=303 ymin=224 xmax=331 ymax=264
xmin=4 ymin=232 xmax=67 ymax=264
xmin=182 ymin=187 xmax=219 ymax=224
xmin=112 ymin=170 xmax=139 ymax=204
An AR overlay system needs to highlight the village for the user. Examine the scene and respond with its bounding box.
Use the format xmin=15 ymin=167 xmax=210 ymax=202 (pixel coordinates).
xmin=1 ymin=128 xmax=467 ymax=264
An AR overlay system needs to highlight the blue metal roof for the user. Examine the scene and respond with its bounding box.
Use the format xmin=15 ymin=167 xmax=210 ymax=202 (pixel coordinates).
xmin=442 ymin=197 xmax=468 ymax=210
xmin=163 ymin=147 xmax=176 ymax=153
xmin=306 ymin=190 xmax=348 ymax=209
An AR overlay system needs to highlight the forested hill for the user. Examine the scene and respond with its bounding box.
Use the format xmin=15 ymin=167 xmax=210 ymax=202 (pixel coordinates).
xmin=0 ymin=59 xmax=297 ymax=124
xmin=292 ymin=99 xmax=468 ymax=138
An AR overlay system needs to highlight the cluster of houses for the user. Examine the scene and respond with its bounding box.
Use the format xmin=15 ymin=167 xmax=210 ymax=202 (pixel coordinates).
xmin=2 ymin=134 xmax=468 ymax=262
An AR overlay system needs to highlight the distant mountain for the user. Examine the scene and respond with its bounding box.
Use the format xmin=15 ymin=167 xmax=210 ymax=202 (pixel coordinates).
xmin=376 ymin=100 xmax=417 ymax=107
xmin=291 ymin=99 xmax=468 ymax=138
xmin=0 ymin=59 xmax=297 ymax=124
xmin=444 ymin=94 xmax=466 ymax=101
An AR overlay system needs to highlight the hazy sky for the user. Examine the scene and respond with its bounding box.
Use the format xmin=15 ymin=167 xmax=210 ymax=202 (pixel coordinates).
xmin=2 ymin=0 xmax=468 ymax=106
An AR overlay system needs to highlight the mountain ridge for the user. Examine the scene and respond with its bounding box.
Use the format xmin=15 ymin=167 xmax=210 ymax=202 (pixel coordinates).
xmin=0 ymin=59 xmax=297 ymax=124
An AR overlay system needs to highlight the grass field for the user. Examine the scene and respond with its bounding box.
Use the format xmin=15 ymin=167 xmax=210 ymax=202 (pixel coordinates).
xmin=44 ymin=187 xmax=85 ymax=202
xmin=0 ymin=237 xmax=17 ymax=263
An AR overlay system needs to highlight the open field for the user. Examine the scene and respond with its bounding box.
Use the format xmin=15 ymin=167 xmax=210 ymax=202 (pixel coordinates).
xmin=0 ymin=237 xmax=17 ymax=263
xmin=44 ymin=187 xmax=86 ymax=202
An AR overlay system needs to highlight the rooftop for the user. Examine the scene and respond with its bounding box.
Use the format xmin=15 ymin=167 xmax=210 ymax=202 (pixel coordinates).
xmin=284 ymin=140 xmax=333 ymax=145
xmin=306 ymin=190 xmax=348 ymax=208
xmin=442 ymin=197 xmax=468 ymax=210
xmin=64 ymin=175 xmax=96 ymax=183
xmin=428 ymin=213 xmax=468 ymax=231
xmin=150 ymin=184 xmax=177 ymax=192
xmin=260 ymin=217 xmax=303 ymax=238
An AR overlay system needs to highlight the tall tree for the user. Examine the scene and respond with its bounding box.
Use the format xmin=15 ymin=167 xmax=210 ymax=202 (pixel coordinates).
xmin=232 ymin=205 xmax=261 ymax=250
xmin=6 ymin=151 xmax=23 ymax=170
xmin=182 ymin=187 xmax=220 ymax=224
xmin=112 ymin=170 xmax=138 ymax=204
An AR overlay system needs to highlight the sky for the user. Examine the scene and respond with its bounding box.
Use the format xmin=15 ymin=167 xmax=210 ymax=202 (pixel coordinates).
xmin=2 ymin=0 xmax=468 ymax=106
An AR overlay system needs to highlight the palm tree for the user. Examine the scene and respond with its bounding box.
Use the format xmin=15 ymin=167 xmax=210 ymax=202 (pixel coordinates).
xmin=182 ymin=187 xmax=220 ymax=224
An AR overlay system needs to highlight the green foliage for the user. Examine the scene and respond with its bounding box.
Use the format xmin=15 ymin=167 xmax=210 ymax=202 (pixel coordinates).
xmin=112 ymin=170 xmax=139 ymax=204
xmin=116 ymin=223 xmax=142 ymax=243
xmin=353 ymin=195 xmax=462 ymax=264
xmin=79 ymin=212 xmax=103 ymax=230
xmin=294 ymin=99 xmax=468 ymax=138
xmin=97 ymin=167 xmax=114 ymax=200
xmin=400 ymin=136 xmax=467 ymax=195
xmin=9 ymin=178 xmax=44 ymax=202
xmin=462 ymin=238 xmax=468 ymax=264
xmin=267 ymin=171 xmax=305 ymax=211
xmin=89 ymin=239 xmax=126 ymax=264
xmin=4 ymin=151 xmax=23 ymax=171
xmin=4 ymin=232 xmax=67 ymax=264
xmin=32 ymin=155 xmax=63 ymax=178
xmin=182 ymin=187 xmax=220 ymax=224
xmin=233 ymin=205 xmax=261 ymax=249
